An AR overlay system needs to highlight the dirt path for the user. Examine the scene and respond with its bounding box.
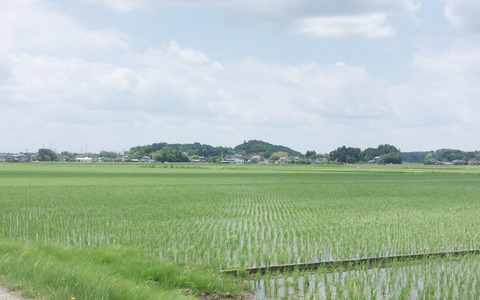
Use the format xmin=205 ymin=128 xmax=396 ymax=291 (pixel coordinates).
xmin=0 ymin=285 xmax=28 ymax=300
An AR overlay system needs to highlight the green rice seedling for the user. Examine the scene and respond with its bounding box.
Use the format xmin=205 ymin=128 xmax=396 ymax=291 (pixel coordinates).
xmin=292 ymin=268 xmax=300 ymax=292
xmin=399 ymin=282 xmax=412 ymax=299
xmin=302 ymin=273 xmax=310 ymax=297
xmin=325 ymin=281 xmax=332 ymax=300
xmin=273 ymin=271 xmax=280 ymax=297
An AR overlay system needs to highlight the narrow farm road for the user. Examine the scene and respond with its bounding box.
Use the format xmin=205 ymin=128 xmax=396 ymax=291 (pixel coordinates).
xmin=0 ymin=285 xmax=28 ymax=300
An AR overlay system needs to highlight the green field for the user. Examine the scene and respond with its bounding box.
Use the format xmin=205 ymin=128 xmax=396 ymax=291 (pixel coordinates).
xmin=0 ymin=163 xmax=479 ymax=299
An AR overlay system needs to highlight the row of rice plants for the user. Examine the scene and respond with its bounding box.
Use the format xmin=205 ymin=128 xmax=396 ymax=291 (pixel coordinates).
xmin=0 ymin=165 xmax=479 ymax=271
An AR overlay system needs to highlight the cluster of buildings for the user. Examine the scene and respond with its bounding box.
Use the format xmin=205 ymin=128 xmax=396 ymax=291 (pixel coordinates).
xmin=425 ymin=157 xmax=470 ymax=165
xmin=0 ymin=152 xmax=332 ymax=164
xmin=220 ymin=155 xmax=328 ymax=164
xmin=0 ymin=153 xmax=29 ymax=162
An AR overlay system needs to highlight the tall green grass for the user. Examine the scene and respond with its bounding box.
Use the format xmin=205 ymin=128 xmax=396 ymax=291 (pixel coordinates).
xmin=0 ymin=240 xmax=241 ymax=299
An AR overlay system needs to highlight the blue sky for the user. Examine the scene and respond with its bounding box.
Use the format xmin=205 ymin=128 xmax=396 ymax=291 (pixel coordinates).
xmin=1 ymin=0 xmax=479 ymax=154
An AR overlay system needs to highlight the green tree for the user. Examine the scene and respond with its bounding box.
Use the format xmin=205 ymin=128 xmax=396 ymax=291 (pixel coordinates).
xmin=233 ymin=140 xmax=302 ymax=158
xmin=36 ymin=148 xmax=58 ymax=162
xmin=99 ymin=151 xmax=117 ymax=159
xmin=305 ymin=150 xmax=317 ymax=159
xmin=359 ymin=147 xmax=379 ymax=162
xmin=268 ymin=151 xmax=289 ymax=163
xmin=152 ymin=146 xmax=189 ymax=163
xmin=60 ymin=151 xmax=76 ymax=162
xmin=377 ymin=144 xmax=400 ymax=155
xmin=382 ymin=152 xmax=402 ymax=164
xmin=329 ymin=146 xmax=361 ymax=163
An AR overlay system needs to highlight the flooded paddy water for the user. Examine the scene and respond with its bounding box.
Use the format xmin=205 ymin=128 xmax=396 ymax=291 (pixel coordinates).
xmin=248 ymin=255 xmax=480 ymax=299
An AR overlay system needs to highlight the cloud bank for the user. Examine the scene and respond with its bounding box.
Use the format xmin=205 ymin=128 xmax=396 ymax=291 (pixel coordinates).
xmin=1 ymin=0 xmax=480 ymax=153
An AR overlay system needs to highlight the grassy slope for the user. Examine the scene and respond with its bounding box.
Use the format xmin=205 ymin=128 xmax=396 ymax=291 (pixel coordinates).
xmin=0 ymin=240 xmax=242 ymax=299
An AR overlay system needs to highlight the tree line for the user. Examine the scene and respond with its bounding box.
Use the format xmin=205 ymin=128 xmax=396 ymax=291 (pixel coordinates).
xmin=19 ymin=141 xmax=480 ymax=165
xmin=328 ymin=144 xmax=402 ymax=164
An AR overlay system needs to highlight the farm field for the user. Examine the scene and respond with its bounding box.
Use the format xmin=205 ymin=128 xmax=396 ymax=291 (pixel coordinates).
xmin=0 ymin=163 xmax=479 ymax=299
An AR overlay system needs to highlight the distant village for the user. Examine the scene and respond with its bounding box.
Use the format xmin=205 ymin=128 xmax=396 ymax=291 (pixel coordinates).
xmin=0 ymin=152 xmax=328 ymax=165
xmin=1 ymin=140 xmax=479 ymax=165
xmin=1 ymin=151 xmax=477 ymax=166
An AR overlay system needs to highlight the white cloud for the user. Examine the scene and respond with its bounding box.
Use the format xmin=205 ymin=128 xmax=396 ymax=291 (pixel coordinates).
xmin=1 ymin=37 xmax=396 ymax=152
xmin=4 ymin=33 xmax=479 ymax=152
xmin=0 ymin=0 xmax=129 ymax=55
xmin=78 ymin=0 xmax=419 ymax=38
xmin=82 ymin=0 xmax=151 ymax=13
xmin=228 ymin=0 xmax=419 ymax=18
xmin=412 ymin=41 xmax=480 ymax=125
xmin=444 ymin=0 xmax=480 ymax=34
xmin=2 ymin=0 xmax=479 ymax=153
xmin=223 ymin=0 xmax=419 ymax=38
xmin=292 ymin=14 xmax=394 ymax=38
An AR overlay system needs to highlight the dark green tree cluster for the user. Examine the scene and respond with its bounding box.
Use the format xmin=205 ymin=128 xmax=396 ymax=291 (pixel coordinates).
xmin=127 ymin=142 xmax=233 ymax=162
xmin=128 ymin=143 xmax=169 ymax=159
xmin=358 ymin=144 xmax=402 ymax=164
xmin=329 ymin=146 xmax=361 ymax=163
xmin=359 ymin=144 xmax=400 ymax=161
xmin=99 ymin=151 xmax=118 ymax=159
xmin=422 ymin=149 xmax=479 ymax=164
xmin=401 ymin=151 xmax=432 ymax=163
xmin=171 ymin=142 xmax=234 ymax=159
xmin=330 ymin=144 xmax=402 ymax=164
xmin=233 ymin=140 xmax=302 ymax=158
xmin=382 ymin=152 xmax=402 ymax=164
xmin=435 ymin=149 xmax=468 ymax=161
xmin=30 ymin=148 xmax=59 ymax=162
xmin=59 ymin=151 xmax=77 ymax=162
xmin=151 ymin=146 xmax=189 ymax=163
xmin=305 ymin=150 xmax=317 ymax=159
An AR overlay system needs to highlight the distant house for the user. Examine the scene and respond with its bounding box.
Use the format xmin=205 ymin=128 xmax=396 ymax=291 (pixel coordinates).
xmin=250 ymin=155 xmax=266 ymax=164
xmin=426 ymin=157 xmax=443 ymax=165
xmin=369 ymin=156 xmax=384 ymax=164
xmin=221 ymin=155 xmax=245 ymax=164
xmin=141 ymin=156 xmax=155 ymax=163
xmin=13 ymin=154 xmax=29 ymax=162
xmin=191 ymin=156 xmax=206 ymax=163
xmin=276 ymin=157 xmax=290 ymax=164
xmin=468 ymin=158 xmax=479 ymax=165
xmin=0 ymin=153 xmax=28 ymax=162
xmin=312 ymin=157 xmax=328 ymax=164
xmin=76 ymin=157 xmax=93 ymax=163
xmin=452 ymin=159 xmax=467 ymax=165
xmin=234 ymin=155 xmax=245 ymax=164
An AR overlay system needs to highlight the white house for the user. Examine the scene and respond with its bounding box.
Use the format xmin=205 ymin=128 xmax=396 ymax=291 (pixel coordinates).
xmin=221 ymin=155 xmax=245 ymax=164
xmin=234 ymin=155 xmax=245 ymax=164
xmin=250 ymin=155 xmax=266 ymax=164
xmin=76 ymin=157 xmax=93 ymax=162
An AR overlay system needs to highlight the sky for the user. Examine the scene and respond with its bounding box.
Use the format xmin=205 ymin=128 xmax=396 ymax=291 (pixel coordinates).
xmin=1 ymin=0 xmax=480 ymax=154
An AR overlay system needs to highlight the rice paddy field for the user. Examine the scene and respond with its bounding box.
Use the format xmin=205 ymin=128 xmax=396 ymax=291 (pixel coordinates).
xmin=0 ymin=162 xmax=479 ymax=299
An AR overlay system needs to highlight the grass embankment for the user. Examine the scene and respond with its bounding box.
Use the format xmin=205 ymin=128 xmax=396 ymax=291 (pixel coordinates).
xmin=0 ymin=240 xmax=242 ymax=299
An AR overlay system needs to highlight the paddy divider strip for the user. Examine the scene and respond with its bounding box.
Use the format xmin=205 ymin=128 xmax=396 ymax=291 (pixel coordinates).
xmin=220 ymin=249 xmax=480 ymax=275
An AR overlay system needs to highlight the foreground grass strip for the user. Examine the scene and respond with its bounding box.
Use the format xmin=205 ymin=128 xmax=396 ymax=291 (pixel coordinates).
xmin=221 ymin=249 xmax=480 ymax=275
xmin=0 ymin=240 xmax=243 ymax=300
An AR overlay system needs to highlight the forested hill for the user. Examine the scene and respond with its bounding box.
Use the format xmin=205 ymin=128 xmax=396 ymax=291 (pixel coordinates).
xmin=127 ymin=140 xmax=303 ymax=160
xmin=127 ymin=142 xmax=234 ymax=159
xmin=233 ymin=140 xmax=302 ymax=158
